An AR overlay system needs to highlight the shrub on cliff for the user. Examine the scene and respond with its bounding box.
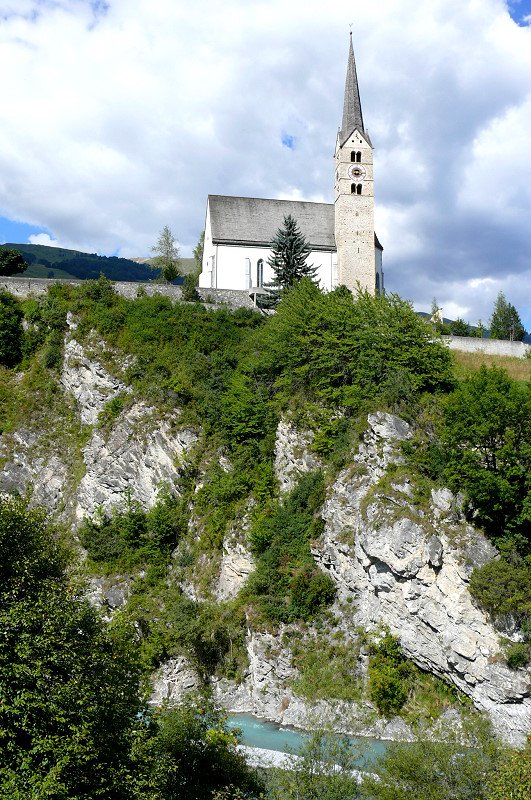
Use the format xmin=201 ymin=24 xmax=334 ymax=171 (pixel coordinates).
xmin=247 ymin=279 xmax=455 ymax=413
xmin=0 ymin=290 xmax=23 ymax=367
xmin=442 ymin=366 xmax=531 ymax=552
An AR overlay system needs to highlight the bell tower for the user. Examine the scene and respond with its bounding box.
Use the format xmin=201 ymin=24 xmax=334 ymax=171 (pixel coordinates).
xmin=334 ymin=33 xmax=377 ymax=294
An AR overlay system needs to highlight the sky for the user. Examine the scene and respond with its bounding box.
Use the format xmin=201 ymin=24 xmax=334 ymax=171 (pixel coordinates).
xmin=0 ymin=0 xmax=530 ymax=330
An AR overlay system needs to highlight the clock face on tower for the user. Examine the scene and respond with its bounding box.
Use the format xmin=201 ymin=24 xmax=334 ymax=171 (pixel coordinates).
xmin=348 ymin=164 xmax=366 ymax=180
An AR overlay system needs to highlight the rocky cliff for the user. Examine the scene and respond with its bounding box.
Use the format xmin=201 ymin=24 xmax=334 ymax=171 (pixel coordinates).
xmin=200 ymin=414 xmax=529 ymax=745
xmin=1 ymin=325 xmax=529 ymax=746
xmin=0 ymin=320 xmax=197 ymax=523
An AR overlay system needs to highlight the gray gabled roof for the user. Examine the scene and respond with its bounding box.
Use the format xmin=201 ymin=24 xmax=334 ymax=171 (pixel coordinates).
xmin=208 ymin=195 xmax=336 ymax=251
xmin=208 ymin=194 xmax=383 ymax=252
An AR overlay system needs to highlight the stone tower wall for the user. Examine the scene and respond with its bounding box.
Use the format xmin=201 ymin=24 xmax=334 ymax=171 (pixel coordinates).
xmin=334 ymin=128 xmax=376 ymax=294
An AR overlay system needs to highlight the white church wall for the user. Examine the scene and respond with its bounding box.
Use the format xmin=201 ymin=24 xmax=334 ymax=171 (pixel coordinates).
xmin=200 ymin=244 xmax=337 ymax=292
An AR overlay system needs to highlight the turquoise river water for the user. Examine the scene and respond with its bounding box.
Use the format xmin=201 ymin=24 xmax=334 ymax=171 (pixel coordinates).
xmin=226 ymin=713 xmax=388 ymax=766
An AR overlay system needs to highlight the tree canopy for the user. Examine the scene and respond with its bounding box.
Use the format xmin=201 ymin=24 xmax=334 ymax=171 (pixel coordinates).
xmin=151 ymin=225 xmax=181 ymax=283
xmin=0 ymin=248 xmax=27 ymax=276
xmin=441 ymin=366 xmax=531 ymax=552
xmin=489 ymin=292 xmax=526 ymax=341
xmin=0 ymin=496 xmax=142 ymax=798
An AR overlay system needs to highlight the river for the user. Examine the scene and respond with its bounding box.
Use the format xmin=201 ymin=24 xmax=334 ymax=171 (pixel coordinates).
xmin=226 ymin=713 xmax=388 ymax=766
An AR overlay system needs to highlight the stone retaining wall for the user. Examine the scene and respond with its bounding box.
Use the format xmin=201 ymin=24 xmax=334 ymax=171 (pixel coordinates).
xmin=441 ymin=335 xmax=530 ymax=359
xmin=0 ymin=277 xmax=256 ymax=310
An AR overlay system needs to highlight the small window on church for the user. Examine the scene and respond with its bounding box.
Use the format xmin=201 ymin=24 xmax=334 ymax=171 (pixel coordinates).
xmin=356 ymin=151 xmax=361 ymax=163
xmin=376 ymin=273 xmax=380 ymax=295
xmin=351 ymin=183 xmax=356 ymax=194
xmin=356 ymin=184 xmax=362 ymax=195
xmin=257 ymin=259 xmax=264 ymax=287
xmin=351 ymin=151 xmax=356 ymax=162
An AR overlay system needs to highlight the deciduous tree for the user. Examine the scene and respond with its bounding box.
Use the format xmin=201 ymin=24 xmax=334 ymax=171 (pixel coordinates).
xmin=0 ymin=248 xmax=27 ymax=276
xmin=151 ymin=225 xmax=181 ymax=282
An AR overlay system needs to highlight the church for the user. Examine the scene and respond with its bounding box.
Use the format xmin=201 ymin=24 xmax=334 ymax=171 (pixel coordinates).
xmin=199 ymin=35 xmax=384 ymax=296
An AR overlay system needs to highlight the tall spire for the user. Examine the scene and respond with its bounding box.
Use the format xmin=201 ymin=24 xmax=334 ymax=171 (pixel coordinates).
xmin=340 ymin=32 xmax=365 ymax=143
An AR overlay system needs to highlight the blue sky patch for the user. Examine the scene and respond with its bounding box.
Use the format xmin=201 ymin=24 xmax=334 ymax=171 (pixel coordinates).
xmin=508 ymin=0 xmax=531 ymax=26
xmin=281 ymin=133 xmax=296 ymax=150
xmin=0 ymin=216 xmax=50 ymax=245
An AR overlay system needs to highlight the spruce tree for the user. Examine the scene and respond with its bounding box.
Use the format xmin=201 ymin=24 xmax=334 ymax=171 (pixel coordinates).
xmin=266 ymin=214 xmax=318 ymax=295
xmin=489 ymin=292 xmax=526 ymax=341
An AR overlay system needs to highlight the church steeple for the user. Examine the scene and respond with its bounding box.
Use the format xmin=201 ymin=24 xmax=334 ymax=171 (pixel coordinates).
xmin=339 ymin=32 xmax=365 ymax=145
xmin=334 ymin=32 xmax=382 ymax=296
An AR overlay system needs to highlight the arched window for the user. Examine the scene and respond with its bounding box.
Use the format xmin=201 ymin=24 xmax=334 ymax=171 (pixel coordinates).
xmin=257 ymin=259 xmax=264 ymax=287
xmin=356 ymin=151 xmax=361 ymax=163
xmin=356 ymin=183 xmax=362 ymax=195
xmin=351 ymin=151 xmax=362 ymax=162
xmin=351 ymin=183 xmax=356 ymax=194
xmin=375 ymin=273 xmax=380 ymax=295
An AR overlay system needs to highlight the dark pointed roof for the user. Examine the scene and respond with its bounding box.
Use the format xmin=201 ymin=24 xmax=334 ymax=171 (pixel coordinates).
xmin=339 ymin=33 xmax=368 ymax=146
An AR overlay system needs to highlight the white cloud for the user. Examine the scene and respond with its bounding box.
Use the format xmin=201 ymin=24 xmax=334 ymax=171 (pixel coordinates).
xmin=28 ymin=233 xmax=61 ymax=247
xmin=0 ymin=0 xmax=529 ymax=329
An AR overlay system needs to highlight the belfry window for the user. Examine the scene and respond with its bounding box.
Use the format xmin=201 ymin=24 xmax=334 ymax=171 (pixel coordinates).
xmin=351 ymin=183 xmax=362 ymax=194
xmin=351 ymin=151 xmax=361 ymax=162
xmin=256 ymin=259 xmax=264 ymax=287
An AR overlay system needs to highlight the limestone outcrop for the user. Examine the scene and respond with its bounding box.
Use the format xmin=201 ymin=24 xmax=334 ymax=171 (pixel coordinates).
xmin=76 ymin=402 xmax=197 ymax=521
xmin=274 ymin=420 xmax=322 ymax=494
xmin=61 ymin=317 xmax=130 ymax=425
xmin=315 ymin=412 xmax=530 ymax=745
xmin=0 ymin=326 xmax=198 ymax=525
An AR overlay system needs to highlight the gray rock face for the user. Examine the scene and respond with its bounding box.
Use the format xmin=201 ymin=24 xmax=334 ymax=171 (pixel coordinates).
xmin=274 ymin=420 xmax=323 ymax=494
xmin=216 ymin=534 xmax=255 ymax=602
xmin=150 ymin=656 xmax=201 ymax=706
xmin=61 ymin=318 xmax=130 ymax=425
xmin=0 ymin=429 xmax=68 ymax=508
xmin=315 ymin=412 xmax=530 ymax=746
xmin=0 ymin=328 xmax=198 ymax=525
xmin=76 ymin=402 xmax=197 ymax=521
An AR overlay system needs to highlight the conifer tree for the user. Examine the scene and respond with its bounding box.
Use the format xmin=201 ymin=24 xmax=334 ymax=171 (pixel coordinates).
xmin=489 ymin=292 xmax=526 ymax=341
xmin=266 ymin=214 xmax=318 ymax=295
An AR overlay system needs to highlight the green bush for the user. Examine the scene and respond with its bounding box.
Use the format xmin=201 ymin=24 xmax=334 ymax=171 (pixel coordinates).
xmin=42 ymin=328 xmax=64 ymax=369
xmin=469 ymin=557 xmax=531 ymax=629
xmin=442 ymin=366 xmax=531 ymax=550
xmin=181 ymin=273 xmax=201 ymax=302
xmin=505 ymin=643 xmax=530 ymax=670
xmin=245 ymin=471 xmax=333 ymax=624
xmin=487 ymin=747 xmax=531 ymax=800
xmin=0 ymin=291 xmax=23 ymax=367
xmin=368 ymin=632 xmax=413 ymax=716
xmin=80 ymin=491 xmax=187 ymax=571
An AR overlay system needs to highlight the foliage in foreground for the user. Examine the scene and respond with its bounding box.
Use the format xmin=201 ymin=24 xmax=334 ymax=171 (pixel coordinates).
xmin=359 ymin=717 xmax=500 ymax=800
xmin=0 ymin=496 xmax=141 ymax=798
xmin=0 ymin=496 xmax=262 ymax=799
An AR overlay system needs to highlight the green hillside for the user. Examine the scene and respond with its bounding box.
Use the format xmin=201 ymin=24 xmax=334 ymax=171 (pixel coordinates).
xmin=0 ymin=243 xmax=183 ymax=283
